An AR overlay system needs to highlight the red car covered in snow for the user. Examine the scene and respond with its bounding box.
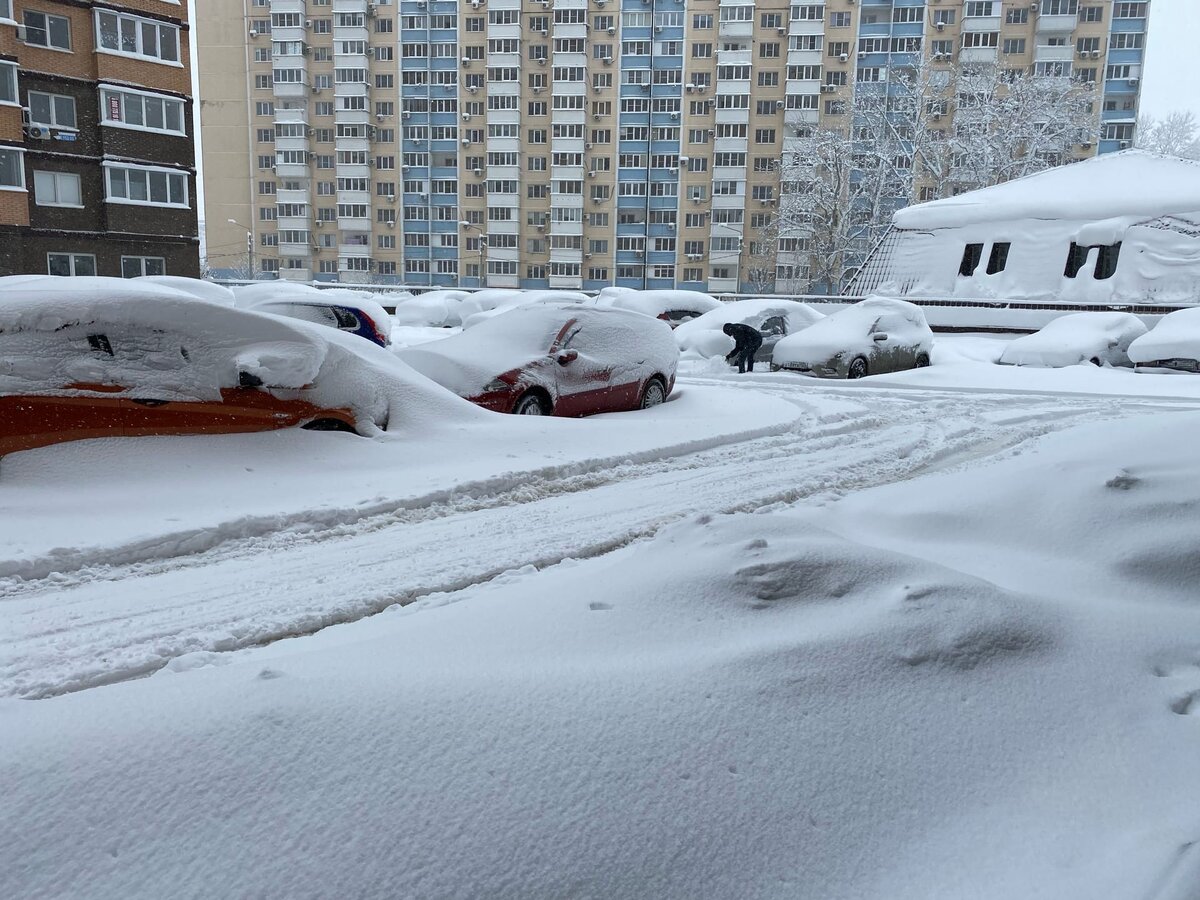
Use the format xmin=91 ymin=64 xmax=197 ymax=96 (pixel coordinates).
xmin=399 ymin=304 xmax=679 ymax=416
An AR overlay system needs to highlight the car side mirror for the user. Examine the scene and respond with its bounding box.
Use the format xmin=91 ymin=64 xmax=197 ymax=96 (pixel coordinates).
xmin=872 ymin=332 xmax=888 ymax=342
xmin=557 ymin=349 xmax=579 ymax=366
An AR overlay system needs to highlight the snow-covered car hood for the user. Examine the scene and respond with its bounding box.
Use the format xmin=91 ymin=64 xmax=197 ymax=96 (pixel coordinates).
xmin=1129 ymin=308 xmax=1200 ymax=364
xmin=398 ymin=307 xmax=568 ymax=397
xmin=999 ymin=312 xmax=1148 ymax=368
xmin=673 ymin=299 xmax=824 ymax=358
xmin=773 ymin=298 xmax=931 ymax=365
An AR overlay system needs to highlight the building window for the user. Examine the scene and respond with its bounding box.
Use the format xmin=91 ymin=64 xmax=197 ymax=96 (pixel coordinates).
xmin=0 ymin=61 xmax=16 ymax=104
xmin=27 ymin=91 xmax=77 ymax=129
xmin=986 ymin=242 xmax=1011 ymax=274
xmin=1094 ymin=243 xmax=1121 ymax=280
xmin=47 ymin=253 xmax=96 ymax=276
xmin=33 ymin=170 xmax=82 ymax=207
xmin=121 ymin=256 xmax=166 ymax=277
xmin=0 ymin=147 xmax=24 ymax=189
xmin=100 ymin=87 xmax=186 ymax=136
xmin=105 ymin=164 xmax=189 ymax=207
xmin=23 ymin=10 xmax=71 ymax=50
xmin=0 ymin=0 xmax=12 ymax=22
xmin=959 ymin=243 xmax=984 ymax=276
xmin=95 ymin=11 xmax=181 ymax=64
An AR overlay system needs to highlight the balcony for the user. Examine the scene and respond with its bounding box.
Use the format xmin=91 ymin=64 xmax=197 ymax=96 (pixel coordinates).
xmin=1035 ymin=44 xmax=1074 ymax=63
xmin=718 ymin=21 xmax=753 ymax=40
xmin=960 ymin=46 xmax=999 ymax=64
xmin=1035 ymin=14 xmax=1078 ymax=34
xmin=273 ymin=80 xmax=309 ymax=100
xmin=961 ymin=16 xmax=1001 ymax=33
xmin=278 ymin=242 xmax=312 ymax=258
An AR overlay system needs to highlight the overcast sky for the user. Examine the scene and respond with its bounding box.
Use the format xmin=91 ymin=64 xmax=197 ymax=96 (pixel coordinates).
xmin=1140 ymin=0 xmax=1199 ymax=121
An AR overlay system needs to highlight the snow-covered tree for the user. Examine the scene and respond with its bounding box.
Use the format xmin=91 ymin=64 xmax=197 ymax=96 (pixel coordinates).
xmin=1136 ymin=112 xmax=1200 ymax=160
xmin=936 ymin=64 xmax=1097 ymax=195
xmin=763 ymin=59 xmax=1097 ymax=293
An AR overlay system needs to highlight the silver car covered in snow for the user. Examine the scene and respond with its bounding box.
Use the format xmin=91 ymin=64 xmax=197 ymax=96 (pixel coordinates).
xmin=771 ymin=297 xmax=934 ymax=379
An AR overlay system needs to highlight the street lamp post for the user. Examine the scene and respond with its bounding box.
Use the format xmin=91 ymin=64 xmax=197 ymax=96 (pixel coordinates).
xmin=228 ymin=218 xmax=254 ymax=280
xmin=460 ymin=220 xmax=487 ymax=288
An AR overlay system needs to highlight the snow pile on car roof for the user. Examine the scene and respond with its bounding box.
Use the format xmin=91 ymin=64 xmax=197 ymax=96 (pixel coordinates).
xmin=136 ymin=276 xmax=236 ymax=306
xmin=1128 ymin=307 xmax=1200 ymax=365
xmin=673 ymin=298 xmax=824 ymax=359
xmin=0 ymin=276 xmax=479 ymax=428
xmin=459 ymin=290 xmax=591 ymax=329
xmin=0 ymin=277 xmax=329 ymax=400
xmin=772 ymin=296 xmax=929 ymax=365
xmin=596 ymin=289 xmax=722 ymax=319
xmin=998 ymin=312 xmax=1148 ymax=368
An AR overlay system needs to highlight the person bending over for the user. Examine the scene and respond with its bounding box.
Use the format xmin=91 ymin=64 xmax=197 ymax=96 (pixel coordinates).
xmin=722 ymin=322 xmax=763 ymax=374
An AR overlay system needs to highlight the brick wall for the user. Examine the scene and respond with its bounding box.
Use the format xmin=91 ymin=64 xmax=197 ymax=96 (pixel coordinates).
xmin=1 ymin=0 xmax=198 ymax=274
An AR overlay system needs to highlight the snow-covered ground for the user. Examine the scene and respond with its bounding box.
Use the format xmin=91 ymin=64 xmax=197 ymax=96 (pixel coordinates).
xmin=4 ymin=339 xmax=1200 ymax=899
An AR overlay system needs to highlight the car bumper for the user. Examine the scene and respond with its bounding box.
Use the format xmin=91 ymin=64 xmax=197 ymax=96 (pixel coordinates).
xmin=1134 ymin=358 xmax=1200 ymax=373
xmin=773 ymin=363 xmax=844 ymax=378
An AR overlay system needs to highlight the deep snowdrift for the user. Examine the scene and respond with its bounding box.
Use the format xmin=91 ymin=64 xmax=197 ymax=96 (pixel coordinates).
xmin=3 ymin=408 xmax=1199 ymax=899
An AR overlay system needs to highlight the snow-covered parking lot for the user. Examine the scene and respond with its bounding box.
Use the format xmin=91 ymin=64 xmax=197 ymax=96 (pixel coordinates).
xmin=3 ymin=340 xmax=1200 ymax=899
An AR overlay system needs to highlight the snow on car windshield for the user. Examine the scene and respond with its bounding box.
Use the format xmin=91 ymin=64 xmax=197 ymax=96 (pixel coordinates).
xmin=399 ymin=305 xmax=572 ymax=395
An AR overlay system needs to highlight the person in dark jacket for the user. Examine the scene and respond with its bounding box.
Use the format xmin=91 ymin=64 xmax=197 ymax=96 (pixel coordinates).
xmin=723 ymin=322 xmax=764 ymax=373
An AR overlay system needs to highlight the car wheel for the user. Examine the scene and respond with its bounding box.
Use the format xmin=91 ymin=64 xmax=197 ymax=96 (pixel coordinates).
xmin=301 ymin=417 xmax=358 ymax=434
xmin=514 ymin=392 xmax=548 ymax=416
xmin=640 ymin=377 xmax=667 ymax=410
xmin=915 ymin=352 xmax=931 ymax=368
xmin=847 ymin=357 xmax=869 ymax=379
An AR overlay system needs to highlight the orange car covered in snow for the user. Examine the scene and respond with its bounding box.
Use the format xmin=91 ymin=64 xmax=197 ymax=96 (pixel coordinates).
xmin=0 ymin=277 xmax=393 ymax=457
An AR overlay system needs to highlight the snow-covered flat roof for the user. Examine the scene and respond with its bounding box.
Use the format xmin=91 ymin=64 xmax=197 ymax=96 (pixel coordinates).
xmin=893 ymin=151 xmax=1200 ymax=230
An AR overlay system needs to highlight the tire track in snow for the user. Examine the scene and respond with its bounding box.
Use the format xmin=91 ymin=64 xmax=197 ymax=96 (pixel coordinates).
xmin=2 ymin=387 xmax=1184 ymax=700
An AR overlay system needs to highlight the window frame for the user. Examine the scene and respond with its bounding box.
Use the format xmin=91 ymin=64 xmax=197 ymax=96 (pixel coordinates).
xmin=23 ymin=9 xmax=72 ymax=51
xmin=33 ymin=169 xmax=83 ymax=207
xmin=0 ymin=60 xmax=18 ymax=106
xmin=121 ymin=256 xmax=167 ymax=278
xmin=0 ymin=146 xmax=25 ymax=190
xmin=103 ymin=162 xmax=191 ymax=208
xmin=27 ymin=91 xmax=77 ymax=129
xmin=47 ymin=252 xmax=96 ymax=276
xmin=94 ymin=10 xmax=182 ymax=66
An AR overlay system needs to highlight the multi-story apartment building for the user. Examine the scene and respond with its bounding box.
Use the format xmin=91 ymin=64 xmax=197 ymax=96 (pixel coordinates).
xmin=200 ymin=0 xmax=1149 ymax=292
xmin=0 ymin=1 xmax=199 ymax=278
